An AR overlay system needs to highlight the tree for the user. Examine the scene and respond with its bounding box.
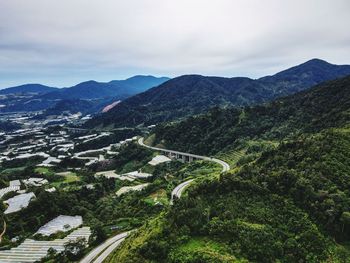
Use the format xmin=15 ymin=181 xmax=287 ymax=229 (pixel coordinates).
xmin=63 ymin=238 xmax=87 ymax=261
xmin=340 ymin=212 xmax=350 ymax=233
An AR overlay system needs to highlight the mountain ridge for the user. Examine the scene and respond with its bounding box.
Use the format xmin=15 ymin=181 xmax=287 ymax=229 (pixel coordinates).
xmin=151 ymin=74 xmax=350 ymax=155
xmin=0 ymin=75 xmax=170 ymax=113
xmin=108 ymin=74 xmax=350 ymax=263
xmin=0 ymin=84 xmax=58 ymax=95
xmin=86 ymin=59 xmax=350 ymax=128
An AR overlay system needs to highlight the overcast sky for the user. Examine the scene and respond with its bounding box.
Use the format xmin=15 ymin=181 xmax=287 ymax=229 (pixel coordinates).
xmin=0 ymin=0 xmax=349 ymax=88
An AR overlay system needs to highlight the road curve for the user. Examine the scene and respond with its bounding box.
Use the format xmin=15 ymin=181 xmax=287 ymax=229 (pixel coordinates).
xmin=138 ymin=137 xmax=230 ymax=205
xmin=138 ymin=137 xmax=230 ymax=173
xmin=85 ymin=138 xmax=230 ymax=262
xmin=80 ymin=232 xmax=129 ymax=263
xmin=170 ymin=179 xmax=194 ymax=205
xmin=92 ymin=236 xmax=128 ymax=263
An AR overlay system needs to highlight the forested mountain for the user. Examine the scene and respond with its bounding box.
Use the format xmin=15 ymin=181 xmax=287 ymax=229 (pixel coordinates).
xmin=112 ymin=129 xmax=350 ymax=262
xmin=108 ymin=75 xmax=350 ymax=262
xmin=259 ymin=58 xmax=350 ymax=95
xmin=40 ymin=75 xmax=169 ymax=100
xmin=0 ymin=84 xmax=58 ymax=95
xmin=86 ymin=59 xmax=350 ymax=128
xmin=0 ymin=76 xmax=169 ymax=113
xmin=152 ymin=75 xmax=350 ymax=155
xmin=43 ymin=99 xmax=97 ymax=115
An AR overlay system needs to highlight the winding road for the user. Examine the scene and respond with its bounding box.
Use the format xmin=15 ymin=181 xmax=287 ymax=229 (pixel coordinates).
xmin=138 ymin=137 xmax=230 ymax=173
xmin=81 ymin=137 xmax=230 ymax=262
xmin=170 ymin=179 xmax=194 ymax=205
xmin=138 ymin=137 xmax=230 ymax=203
xmin=80 ymin=232 xmax=129 ymax=263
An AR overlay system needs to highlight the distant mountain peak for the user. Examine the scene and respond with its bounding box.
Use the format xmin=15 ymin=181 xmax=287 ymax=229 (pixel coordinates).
xmin=0 ymin=84 xmax=58 ymax=95
xmin=303 ymin=58 xmax=330 ymax=65
xmin=86 ymin=59 xmax=350 ymax=128
xmin=126 ymin=75 xmax=167 ymax=80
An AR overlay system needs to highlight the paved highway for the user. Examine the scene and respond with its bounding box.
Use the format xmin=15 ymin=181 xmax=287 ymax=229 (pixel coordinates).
xmin=170 ymin=179 xmax=194 ymax=205
xmin=80 ymin=232 xmax=129 ymax=263
xmin=138 ymin=137 xmax=230 ymax=173
xmin=80 ymin=138 xmax=231 ymax=262
xmin=138 ymin=137 xmax=230 ymax=206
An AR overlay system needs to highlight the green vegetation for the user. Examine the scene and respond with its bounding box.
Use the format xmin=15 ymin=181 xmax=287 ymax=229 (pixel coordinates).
xmin=106 ymin=76 xmax=350 ymax=262
xmin=143 ymin=189 xmax=169 ymax=206
xmin=152 ymin=76 xmax=350 ymax=156
xmin=34 ymin=167 xmax=52 ymax=175
xmin=1 ymin=74 xmax=350 ymax=262
xmin=112 ymin=143 xmax=154 ymax=174
xmin=50 ymin=172 xmax=80 ymax=188
xmin=86 ymin=59 xmax=350 ymax=129
xmin=109 ymin=129 xmax=350 ymax=262
xmin=170 ymin=237 xmax=242 ymax=263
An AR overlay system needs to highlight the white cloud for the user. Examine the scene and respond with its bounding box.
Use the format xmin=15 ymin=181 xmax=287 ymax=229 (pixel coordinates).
xmin=0 ymin=0 xmax=349 ymax=87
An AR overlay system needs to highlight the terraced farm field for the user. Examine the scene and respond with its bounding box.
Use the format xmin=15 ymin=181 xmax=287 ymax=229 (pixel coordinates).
xmin=0 ymin=227 xmax=91 ymax=263
xmin=216 ymin=149 xmax=245 ymax=168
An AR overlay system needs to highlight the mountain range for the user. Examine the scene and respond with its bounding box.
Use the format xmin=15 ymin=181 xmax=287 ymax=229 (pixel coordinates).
xmin=0 ymin=75 xmax=170 ymax=113
xmin=110 ymin=71 xmax=350 ymax=263
xmin=39 ymin=75 xmax=170 ymax=100
xmin=151 ymin=74 xmax=350 ymax=155
xmin=86 ymin=59 xmax=350 ymax=128
xmin=0 ymin=84 xmax=57 ymax=95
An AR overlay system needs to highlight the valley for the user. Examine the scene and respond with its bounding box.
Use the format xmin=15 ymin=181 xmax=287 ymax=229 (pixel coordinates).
xmin=0 ymin=108 xmax=227 ymax=262
xmin=1 ymin=1 xmax=350 ymax=261
xmin=0 ymin=62 xmax=349 ymax=263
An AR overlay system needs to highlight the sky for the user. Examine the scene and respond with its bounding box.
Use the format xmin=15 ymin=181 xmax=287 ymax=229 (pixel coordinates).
xmin=0 ymin=0 xmax=349 ymax=88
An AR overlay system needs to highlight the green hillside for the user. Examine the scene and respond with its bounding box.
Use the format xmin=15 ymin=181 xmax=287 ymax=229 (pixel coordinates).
xmin=108 ymin=128 xmax=350 ymax=263
xmin=86 ymin=59 xmax=350 ymax=128
xmin=152 ymin=75 xmax=350 ymax=156
xmin=106 ymin=76 xmax=350 ymax=262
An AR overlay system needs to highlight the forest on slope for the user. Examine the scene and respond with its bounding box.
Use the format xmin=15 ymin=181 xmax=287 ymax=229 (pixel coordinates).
xmin=86 ymin=59 xmax=350 ymax=128
xmin=152 ymin=75 xmax=350 ymax=155
xmin=106 ymin=76 xmax=350 ymax=262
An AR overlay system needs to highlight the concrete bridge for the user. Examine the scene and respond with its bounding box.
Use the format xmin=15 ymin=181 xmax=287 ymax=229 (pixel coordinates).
xmin=138 ymin=137 xmax=230 ymax=173
xmin=79 ymin=139 xmax=231 ymax=262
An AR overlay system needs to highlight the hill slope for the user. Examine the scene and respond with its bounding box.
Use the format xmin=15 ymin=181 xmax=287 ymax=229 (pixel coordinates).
xmin=110 ymin=129 xmax=350 ymax=263
xmin=0 ymin=76 xmax=169 ymax=113
xmin=86 ymin=59 xmax=350 ymax=128
xmin=0 ymin=84 xmax=58 ymax=95
xmin=107 ymin=74 xmax=350 ymax=263
xmin=40 ymin=75 xmax=170 ymax=100
xmin=152 ymin=75 xmax=350 ymax=155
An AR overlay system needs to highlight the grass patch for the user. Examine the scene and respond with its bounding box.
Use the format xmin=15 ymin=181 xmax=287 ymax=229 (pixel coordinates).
xmin=170 ymin=237 xmax=244 ymax=262
xmin=177 ymin=161 xmax=221 ymax=180
xmin=144 ymin=189 xmax=169 ymax=206
xmin=144 ymin=134 xmax=155 ymax=146
xmin=0 ymin=167 xmax=26 ymax=175
xmin=35 ymin=167 xmax=54 ymax=176
xmin=176 ymin=237 xmax=227 ymax=253
xmin=217 ymin=139 xmax=279 ymax=168
xmin=217 ymin=149 xmax=246 ymax=168
xmin=51 ymin=172 xmax=79 ymax=187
